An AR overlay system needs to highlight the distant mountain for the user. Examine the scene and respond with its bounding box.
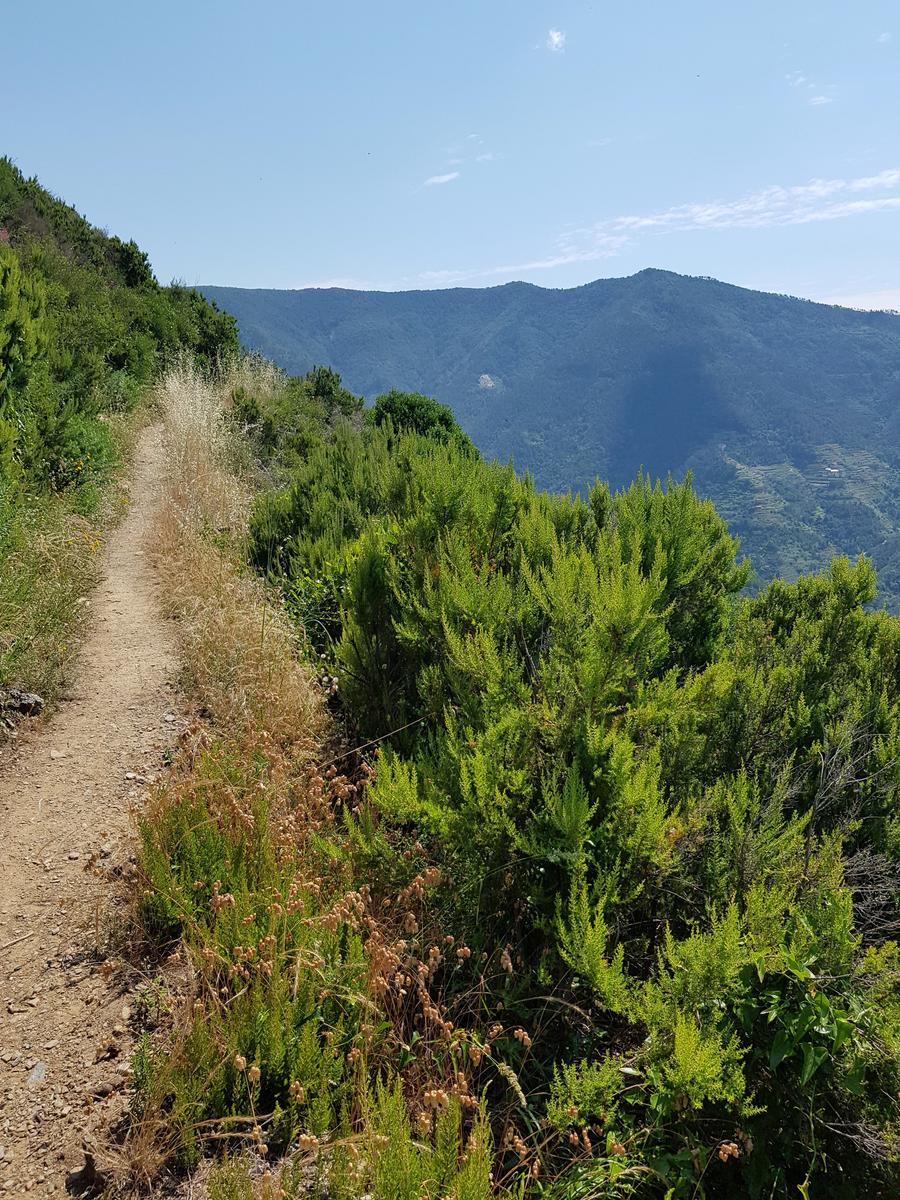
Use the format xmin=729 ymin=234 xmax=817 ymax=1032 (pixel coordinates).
xmin=201 ymin=271 xmax=900 ymax=604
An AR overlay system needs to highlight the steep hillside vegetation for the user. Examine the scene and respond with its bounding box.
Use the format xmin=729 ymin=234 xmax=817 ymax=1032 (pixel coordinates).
xmin=202 ymin=273 xmax=900 ymax=605
xmin=0 ymin=158 xmax=237 ymax=697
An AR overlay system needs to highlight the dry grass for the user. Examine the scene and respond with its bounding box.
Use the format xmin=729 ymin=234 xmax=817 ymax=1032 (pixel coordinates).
xmin=151 ymin=362 xmax=325 ymax=750
xmin=107 ymin=363 xmax=343 ymax=1191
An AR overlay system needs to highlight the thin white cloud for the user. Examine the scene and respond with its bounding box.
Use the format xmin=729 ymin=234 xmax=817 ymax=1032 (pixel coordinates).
xmin=424 ymin=171 xmax=460 ymax=187
xmin=417 ymin=168 xmax=900 ymax=284
xmin=849 ymin=169 xmax=900 ymax=190
xmin=475 ymin=152 xmax=494 ymax=162
xmin=547 ymin=29 xmax=566 ymax=52
xmin=877 ymin=31 xmax=892 ymax=44
xmin=786 ymin=70 xmax=835 ymax=104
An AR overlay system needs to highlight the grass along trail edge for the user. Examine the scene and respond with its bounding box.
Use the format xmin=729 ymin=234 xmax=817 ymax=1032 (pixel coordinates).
xmin=0 ymin=422 xmax=179 ymax=1195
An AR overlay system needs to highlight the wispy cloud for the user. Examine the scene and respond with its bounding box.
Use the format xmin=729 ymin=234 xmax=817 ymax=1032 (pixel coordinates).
xmin=569 ymin=170 xmax=900 ymax=237
xmin=547 ymin=28 xmax=566 ymax=52
xmin=417 ymin=169 xmax=900 ymax=284
xmin=786 ymin=70 xmax=835 ymax=105
xmin=877 ymin=31 xmax=892 ymax=44
xmin=587 ymin=137 xmax=613 ymax=149
xmin=436 ymin=135 xmax=495 ymax=172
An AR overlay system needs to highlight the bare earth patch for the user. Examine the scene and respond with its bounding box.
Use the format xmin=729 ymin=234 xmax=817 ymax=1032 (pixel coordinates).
xmin=0 ymin=426 xmax=178 ymax=1196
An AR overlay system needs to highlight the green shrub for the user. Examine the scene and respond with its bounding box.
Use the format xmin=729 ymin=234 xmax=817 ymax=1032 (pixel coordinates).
xmin=246 ymin=403 xmax=900 ymax=1198
xmin=367 ymin=388 xmax=475 ymax=450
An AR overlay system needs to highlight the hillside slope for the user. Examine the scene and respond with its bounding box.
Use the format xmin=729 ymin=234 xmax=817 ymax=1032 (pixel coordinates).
xmin=201 ymin=271 xmax=900 ymax=603
xmin=0 ymin=158 xmax=238 ymax=700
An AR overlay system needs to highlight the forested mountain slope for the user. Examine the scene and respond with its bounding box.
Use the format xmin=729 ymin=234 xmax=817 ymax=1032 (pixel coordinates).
xmin=202 ymin=272 xmax=900 ymax=603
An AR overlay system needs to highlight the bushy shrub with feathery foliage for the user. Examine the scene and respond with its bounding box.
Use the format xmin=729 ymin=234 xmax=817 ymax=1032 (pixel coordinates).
xmin=235 ymin=369 xmax=900 ymax=1198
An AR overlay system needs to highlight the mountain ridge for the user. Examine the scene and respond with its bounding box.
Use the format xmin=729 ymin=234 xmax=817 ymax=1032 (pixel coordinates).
xmin=201 ymin=270 xmax=900 ymax=603
xmin=202 ymin=266 xmax=895 ymax=309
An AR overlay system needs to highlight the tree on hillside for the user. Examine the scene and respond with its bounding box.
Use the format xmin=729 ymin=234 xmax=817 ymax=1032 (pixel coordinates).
xmin=0 ymin=243 xmax=48 ymax=480
xmin=0 ymin=242 xmax=47 ymax=404
xmin=307 ymin=364 xmax=362 ymax=418
xmin=368 ymin=388 xmax=473 ymax=447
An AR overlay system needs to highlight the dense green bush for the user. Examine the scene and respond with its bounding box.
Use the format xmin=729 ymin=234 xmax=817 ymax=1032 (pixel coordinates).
xmin=248 ymin=402 xmax=900 ymax=1198
xmin=0 ymin=157 xmax=238 ymax=494
xmin=0 ymin=159 xmax=239 ymax=696
xmin=367 ymin=388 xmax=475 ymax=450
xmin=231 ymin=363 xmax=363 ymax=471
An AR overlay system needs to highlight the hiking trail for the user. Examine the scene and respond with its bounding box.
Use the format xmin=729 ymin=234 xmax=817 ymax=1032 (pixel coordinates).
xmin=0 ymin=424 xmax=178 ymax=1195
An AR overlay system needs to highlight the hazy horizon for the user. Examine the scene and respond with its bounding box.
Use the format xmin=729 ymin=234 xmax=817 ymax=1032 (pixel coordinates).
xmin=200 ymin=266 xmax=900 ymax=311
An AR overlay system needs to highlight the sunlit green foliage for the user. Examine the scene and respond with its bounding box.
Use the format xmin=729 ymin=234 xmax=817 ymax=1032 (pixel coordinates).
xmin=0 ymin=159 xmax=238 ymax=694
xmin=367 ymin=388 xmax=475 ymax=450
xmin=0 ymin=156 xmax=238 ymax=492
xmin=247 ymin=395 xmax=900 ymax=1198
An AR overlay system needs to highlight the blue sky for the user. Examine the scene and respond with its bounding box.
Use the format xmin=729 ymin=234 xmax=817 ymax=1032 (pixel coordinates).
xmin=6 ymin=1 xmax=899 ymax=306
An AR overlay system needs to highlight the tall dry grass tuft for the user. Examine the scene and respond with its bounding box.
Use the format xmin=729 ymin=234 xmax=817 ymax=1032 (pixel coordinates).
xmin=224 ymin=350 xmax=286 ymax=401
xmin=151 ymin=361 xmax=324 ymax=751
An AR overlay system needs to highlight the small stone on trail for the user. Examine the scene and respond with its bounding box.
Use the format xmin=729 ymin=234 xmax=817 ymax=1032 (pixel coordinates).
xmin=26 ymin=1062 xmax=46 ymax=1086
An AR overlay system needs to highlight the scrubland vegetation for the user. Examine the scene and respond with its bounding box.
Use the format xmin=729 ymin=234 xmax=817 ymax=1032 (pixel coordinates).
xmin=0 ymin=158 xmax=237 ymax=704
xmin=128 ymin=362 xmax=900 ymax=1199
xmin=2 ymin=159 xmax=898 ymax=1198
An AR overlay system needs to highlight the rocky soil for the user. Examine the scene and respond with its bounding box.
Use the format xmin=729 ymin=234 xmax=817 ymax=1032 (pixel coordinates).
xmin=0 ymin=426 xmax=178 ymax=1195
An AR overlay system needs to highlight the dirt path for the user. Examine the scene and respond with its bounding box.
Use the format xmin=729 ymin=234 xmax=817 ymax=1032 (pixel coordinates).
xmin=0 ymin=425 xmax=177 ymax=1196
